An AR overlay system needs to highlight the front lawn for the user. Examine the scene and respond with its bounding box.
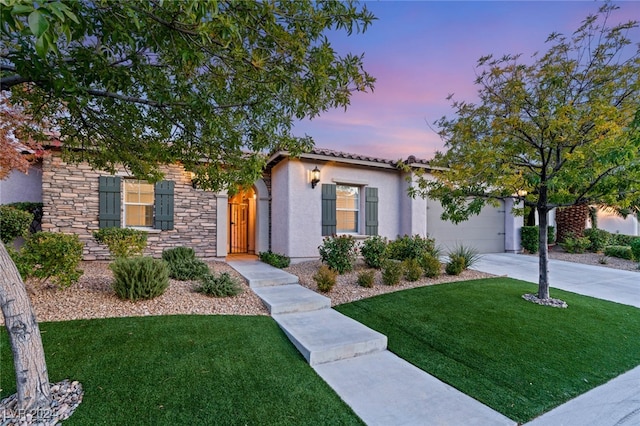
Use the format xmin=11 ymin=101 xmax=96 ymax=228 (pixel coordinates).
xmin=1 ymin=315 xmax=363 ymax=425
xmin=335 ymin=278 xmax=640 ymax=423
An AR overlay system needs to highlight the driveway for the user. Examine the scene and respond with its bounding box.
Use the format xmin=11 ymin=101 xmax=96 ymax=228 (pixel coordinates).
xmin=473 ymin=253 xmax=640 ymax=308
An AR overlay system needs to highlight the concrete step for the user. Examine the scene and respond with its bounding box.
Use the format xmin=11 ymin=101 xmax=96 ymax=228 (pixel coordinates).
xmin=253 ymin=284 xmax=331 ymax=314
xmin=273 ymin=309 xmax=387 ymax=366
xmin=226 ymin=261 xmax=299 ymax=287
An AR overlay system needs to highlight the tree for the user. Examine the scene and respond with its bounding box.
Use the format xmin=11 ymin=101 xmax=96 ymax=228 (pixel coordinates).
xmin=1 ymin=0 xmax=375 ymax=412
xmin=410 ymin=3 xmax=640 ymax=301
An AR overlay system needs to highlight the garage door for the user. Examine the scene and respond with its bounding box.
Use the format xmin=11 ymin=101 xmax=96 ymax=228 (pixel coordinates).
xmin=426 ymin=199 xmax=505 ymax=253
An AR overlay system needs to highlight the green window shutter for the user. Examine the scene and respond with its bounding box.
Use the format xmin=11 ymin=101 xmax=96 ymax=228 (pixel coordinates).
xmin=98 ymin=176 xmax=121 ymax=228
xmin=321 ymin=184 xmax=336 ymax=236
xmin=154 ymin=180 xmax=174 ymax=230
xmin=365 ymin=187 xmax=378 ymax=236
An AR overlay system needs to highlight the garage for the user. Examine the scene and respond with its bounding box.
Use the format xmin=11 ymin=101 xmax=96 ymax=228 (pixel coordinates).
xmin=426 ymin=198 xmax=505 ymax=253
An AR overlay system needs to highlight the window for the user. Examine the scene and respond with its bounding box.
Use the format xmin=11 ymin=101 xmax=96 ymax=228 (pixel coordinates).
xmin=124 ymin=180 xmax=154 ymax=227
xmin=99 ymin=176 xmax=174 ymax=230
xmin=322 ymin=184 xmax=377 ymax=236
xmin=336 ymin=185 xmax=359 ymax=233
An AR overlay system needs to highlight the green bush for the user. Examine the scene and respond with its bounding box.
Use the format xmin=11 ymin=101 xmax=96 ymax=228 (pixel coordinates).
xmin=0 ymin=205 xmax=33 ymax=243
xmin=196 ymin=272 xmax=243 ymax=297
xmin=360 ymin=235 xmax=388 ymax=269
xmin=110 ymin=256 xmax=169 ymax=301
xmin=448 ymin=244 xmax=481 ymax=269
xmin=313 ymin=265 xmax=337 ymax=293
xmin=318 ymin=235 xmax=357 ymax=274
xmin=93 ymin=227 xmax=147 ymax=258
xmin=604 ymin=245 xmax=634 ymax=260
xmin=445 ymin=255 xmax=465 ymax=276
xmin=418 ymin=253 xmax=441 ymax=278
xmin=631 ymin=239 xmax=640 ymax=261
xmin=168 ymin=258 xmax=211 ymax=280
xmin=520 ymin=226 xmax=539 ymax=253
xmin=381 ymin=259 xmax=403 ymax=286
xmin=258 ymin=250 xmax=291 ymax=268
xmin=560 ymin=234 xmax=590 ymax=254
xmin=403 ymin=258 xmax=423 ymax=282
xmin=547 ymin=226 xmax=556 ymax=244
xmin=162 ymin=246 xmax=196 ymax=263
xmin=386 ymin=234 xmax=436 ymax=261
xmin=12 ymin=232 xmax=83 ymax=289
xmin=357 ymin=270 xmax=375 ymax=288
xmin=610 ymin=234 xmax=636 ymax=246
xmin=584 ymin=228 xmax=612 ymax=252
xmin=5 ymin=202 xmax=43 ymax=233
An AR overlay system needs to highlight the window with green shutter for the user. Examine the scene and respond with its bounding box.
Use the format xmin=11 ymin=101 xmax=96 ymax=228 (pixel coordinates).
xmin=98 ymin=177 xmax=174 ymax=230
xmin=321 ymin=183 xmax=378 ymax=236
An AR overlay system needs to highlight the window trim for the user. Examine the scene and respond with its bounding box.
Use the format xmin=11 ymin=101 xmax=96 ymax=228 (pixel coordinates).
xmin=336 ymin=184 xmax=360 ymax=234
xmin=123 ymin=179 xmax=155 ymax=228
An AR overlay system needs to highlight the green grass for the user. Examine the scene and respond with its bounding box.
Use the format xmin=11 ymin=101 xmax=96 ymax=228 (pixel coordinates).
xmin=335 ymin=278 xmax=640 ymax=423
xmin=1 ymin=315 xmax=363 ymax=425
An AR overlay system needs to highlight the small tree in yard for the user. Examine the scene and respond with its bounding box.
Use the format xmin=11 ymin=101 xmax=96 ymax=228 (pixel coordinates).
xmin=1 ymin=0 xmax=375 ymax=413
xmin=410 ymin=3 xmax=640 ymax=302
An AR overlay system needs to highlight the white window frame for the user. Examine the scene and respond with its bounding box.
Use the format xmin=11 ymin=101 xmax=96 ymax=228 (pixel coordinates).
xmin=336 ymin=184 xmax=360 ymax=234
xmin=123 ymin=179 xmax=154 ymax=228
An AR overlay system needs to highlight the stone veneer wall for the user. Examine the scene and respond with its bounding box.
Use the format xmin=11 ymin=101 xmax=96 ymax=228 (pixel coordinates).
xmin=41 ymin=155 xmax=220 ymax=260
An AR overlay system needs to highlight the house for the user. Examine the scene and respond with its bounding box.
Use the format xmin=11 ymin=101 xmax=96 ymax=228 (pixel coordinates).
xmin=5 ymin=147 xmax=601 ymax=260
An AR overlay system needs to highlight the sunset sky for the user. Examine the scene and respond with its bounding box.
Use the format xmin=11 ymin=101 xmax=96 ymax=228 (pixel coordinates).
xmin=294 ymin=1 xmax=640 ymax=161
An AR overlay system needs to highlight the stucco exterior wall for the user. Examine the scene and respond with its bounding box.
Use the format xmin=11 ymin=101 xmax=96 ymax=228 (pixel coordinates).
xmin=594 ymin=210 xmax=639 ymax=236
xmin=41 ymin=155 xmax=221 ymax=260
xmin=0 ymin=162 xmax=43 ymax=204
xmin=270 ymin=158 xmax=421 ymax=258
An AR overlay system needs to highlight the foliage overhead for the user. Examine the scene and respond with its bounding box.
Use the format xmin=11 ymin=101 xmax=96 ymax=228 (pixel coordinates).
xmin=410 ymin=3 xmax=640 ymax=222
xmin=1 ymin=0 xmax=376 ymax=189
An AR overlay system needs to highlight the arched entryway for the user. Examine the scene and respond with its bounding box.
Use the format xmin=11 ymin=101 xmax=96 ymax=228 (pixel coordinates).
xmin=228 ymin=187 xmax=256 ymax=254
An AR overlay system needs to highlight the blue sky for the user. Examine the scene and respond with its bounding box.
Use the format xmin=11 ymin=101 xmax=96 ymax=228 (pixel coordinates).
xmin=293 ymin=1 xmax=640 ymax=161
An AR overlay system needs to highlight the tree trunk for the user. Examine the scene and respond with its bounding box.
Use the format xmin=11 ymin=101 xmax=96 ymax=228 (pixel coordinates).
xmin=0 ymin=243 xmax=51 ymax=410
xmin=537 ymin=206 xmax=550 ymax=300
xmin=556 ymin=203 xmax=589 ymax=243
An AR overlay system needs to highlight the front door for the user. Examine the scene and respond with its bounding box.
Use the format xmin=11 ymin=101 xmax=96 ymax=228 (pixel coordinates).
xmin=229 ymin=201 xmax=248 ymax=254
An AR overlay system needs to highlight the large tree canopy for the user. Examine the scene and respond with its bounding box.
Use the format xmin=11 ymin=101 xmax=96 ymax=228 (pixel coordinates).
xmin=411 ymin=3 xmax=640 ymax=300
xmin=1 ymin=0 xmax=375 ymax=189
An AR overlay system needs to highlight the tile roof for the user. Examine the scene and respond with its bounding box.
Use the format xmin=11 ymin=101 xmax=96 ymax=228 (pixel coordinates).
xmin=267 ymin=147 xmax=431 ymax=169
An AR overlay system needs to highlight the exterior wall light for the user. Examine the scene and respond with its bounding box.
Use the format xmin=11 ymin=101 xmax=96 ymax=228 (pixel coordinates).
xmin=189 ymin=171 xmax=198 ymax=189
xmin=310 ymin=166 xmax=320 ymax=189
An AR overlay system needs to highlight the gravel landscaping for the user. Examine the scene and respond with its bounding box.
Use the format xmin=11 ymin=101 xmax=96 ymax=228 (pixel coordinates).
xmin=2 ymin=248 xmax=636 ymax=325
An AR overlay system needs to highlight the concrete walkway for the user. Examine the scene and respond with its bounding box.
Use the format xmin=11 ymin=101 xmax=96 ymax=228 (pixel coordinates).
xmin=228 ymin=259 xmax=515 ymax=426
xmin=229 ymin=256 xmax=640 ymax=425
xmin=472 ymin=253 xmax=640 ymax=426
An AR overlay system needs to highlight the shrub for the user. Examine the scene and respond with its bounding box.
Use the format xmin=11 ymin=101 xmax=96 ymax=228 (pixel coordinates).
xmin=13 ymin=232 xmax=83 ymax=289
xmin=448 ymin=244 xmax=481 ymax=269
xmin=318 ymin=235 xmax=357 ymax=274
xmin=357 ymin=270 xmax=375 ymax=288
xmin=445 ymin=255 xmax=465 ymax=276
xmin=6 ymin=202 xmax=43 ymax=233
xmin=381 ymin=259 xmax=403 ymax=286
xmin=403 ymin=258 xmax=423 ymax=282
xmin=418 ymin=253 xmax=442 ymax=278
xmin=584 ymin=228 xmax=612 ymax=252
xmin=258 ymin=250 xmax=291 ymax=268
xmin=93 ymin=227 xmax=148 ymax=258
xmin=547 ymin=226 xmax=556 ymax=244
xmin=560 ymin=234 xmax=590 ymax=254
xmin=609 ymin=234 xmax=635 ymax=246
xmin=631 ymin=239 xmax=640 ymax=261
xmin=196 ymin=272 xmax=243 ymax=297
xmin=360 ymin=235 xmax=388 ymax=269
xmin=386 ymin=234 xmax=436 ymax=261
xmin=520 ymin=226 xmax=539 ymax=253
xmin=110 ymin=256 xmax=169 ymax=301
xmin=162 ymin=246 xmax=196 ymax=263
xmin=604 ymin=245 xmax=634 ymax=260
xmin=0 ymin=205 xmax=33 ymax=243
xmin=169 ymin=258 xmax=211 ymax=280
xmin=313 ymin=265 xmax=337 ymax=292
